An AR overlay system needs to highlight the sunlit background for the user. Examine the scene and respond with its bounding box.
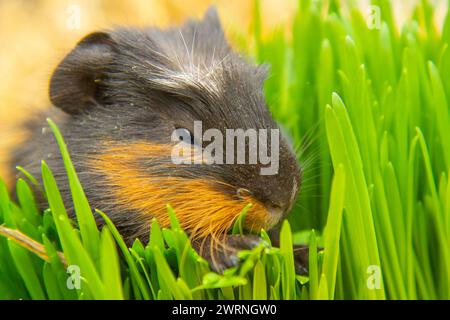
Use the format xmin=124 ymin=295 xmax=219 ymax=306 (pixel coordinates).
xmin=0 ymin=0 xmax=446 ymax=185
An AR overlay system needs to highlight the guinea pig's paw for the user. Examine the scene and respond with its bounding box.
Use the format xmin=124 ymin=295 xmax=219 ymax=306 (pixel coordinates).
xmin=199 ymin=235 xmax=263 ymax=273
xmin=219 ymin=235 xmax=263 ymax=272
xmin=293 ymin=244 xmax=311 ymax=275
xmin=224 ymin=234 xmax=263 ymax=251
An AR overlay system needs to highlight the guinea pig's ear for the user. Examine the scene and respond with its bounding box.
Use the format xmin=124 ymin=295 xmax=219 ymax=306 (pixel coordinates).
xmin=202 ymin=6 xmax=225 ymax=37
xmin=49 ymin=32 xmax=115 ymax=114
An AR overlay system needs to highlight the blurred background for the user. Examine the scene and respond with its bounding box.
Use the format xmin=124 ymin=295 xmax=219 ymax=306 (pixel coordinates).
xmin=0 ymin=0 xmax=446 ymax=185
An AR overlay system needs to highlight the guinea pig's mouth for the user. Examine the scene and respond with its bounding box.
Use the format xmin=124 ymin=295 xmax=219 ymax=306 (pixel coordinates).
xmin=89 ymin=141 xmax=280 ymax=241
xmin=265 ymin=206 xmax=285 ymax=225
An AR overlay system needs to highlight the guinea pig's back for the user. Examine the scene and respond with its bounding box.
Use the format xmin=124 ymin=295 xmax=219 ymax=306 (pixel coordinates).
xmin=0 ymin=111 xmax=28 ymax=189
xmin=1 ymin=107 xmax=65 ymax=192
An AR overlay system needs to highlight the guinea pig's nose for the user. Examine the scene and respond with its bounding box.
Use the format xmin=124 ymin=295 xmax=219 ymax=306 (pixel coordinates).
xmin=265 ymin=201 xmax=287 ymax=219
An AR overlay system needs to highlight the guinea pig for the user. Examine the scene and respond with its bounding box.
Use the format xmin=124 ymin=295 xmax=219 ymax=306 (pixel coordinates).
xmin=10 ymin=7 xmax=304 ymax=272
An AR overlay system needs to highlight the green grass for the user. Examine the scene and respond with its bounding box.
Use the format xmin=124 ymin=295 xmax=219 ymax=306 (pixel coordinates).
xmin=1 ymin=0 xmax=450 ymax=299
xmin=0 ymin=118 xmax=315 ymax=300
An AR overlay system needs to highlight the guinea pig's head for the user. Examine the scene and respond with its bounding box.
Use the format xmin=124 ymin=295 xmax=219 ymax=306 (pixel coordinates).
xmin=49 ymin=8 xmax=302 ymax=243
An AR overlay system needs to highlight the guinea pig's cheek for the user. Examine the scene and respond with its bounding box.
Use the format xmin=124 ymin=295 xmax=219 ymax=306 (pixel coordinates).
xmin=88 ymin=141 xmax=273 ymax=239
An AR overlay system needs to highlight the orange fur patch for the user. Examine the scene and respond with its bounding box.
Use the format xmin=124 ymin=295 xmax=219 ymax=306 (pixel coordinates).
xmin=89 ymin=142 xmax=272 ymax=241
